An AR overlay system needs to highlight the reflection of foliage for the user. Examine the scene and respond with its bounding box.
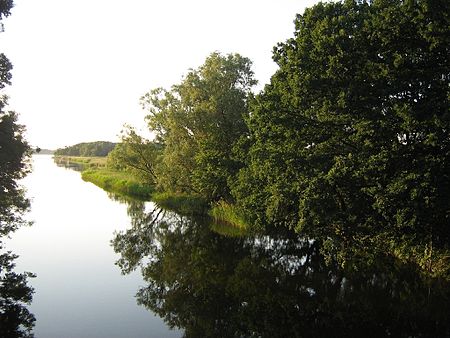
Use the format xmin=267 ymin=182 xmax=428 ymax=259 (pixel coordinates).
xmin=112 ymin=201 xmax=166 ymax=274
xmin=0 ymin=250 xmax=35 ymax=338
xmin=113 ymin=203 xmax=450 ymax=337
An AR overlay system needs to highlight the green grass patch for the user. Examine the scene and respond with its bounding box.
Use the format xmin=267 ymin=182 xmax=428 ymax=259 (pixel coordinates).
xmin=81 ymin=168 xmax=153 ymax=200
xmin=209 ymin=201 xmax=249 ymax=236
xmin=152 ymin=192 xmax=208 ymax=216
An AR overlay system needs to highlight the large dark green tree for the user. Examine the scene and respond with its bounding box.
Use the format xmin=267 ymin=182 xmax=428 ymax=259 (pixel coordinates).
xmin=233 ymin=0 xmax=449 ymax=264
xmin=0 ymin=1 xmax=35 ymax=336
xmin=141 ymin=52 xmax=256 ymax=201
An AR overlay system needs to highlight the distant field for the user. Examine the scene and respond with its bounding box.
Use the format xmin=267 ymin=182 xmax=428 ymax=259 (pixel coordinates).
xmin=53 ymin=156 xmax=107 ymax=168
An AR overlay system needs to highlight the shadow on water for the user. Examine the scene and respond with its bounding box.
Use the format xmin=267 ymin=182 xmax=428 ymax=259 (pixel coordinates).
xmin=111 ymin=198 xmax=450 ymax=338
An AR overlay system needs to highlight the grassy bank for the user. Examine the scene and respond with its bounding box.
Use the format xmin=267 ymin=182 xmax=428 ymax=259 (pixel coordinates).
xmin=54 ymin=155 xmax=152 ymax=199
xmin=53 ymin=155 xmax=153 ymax=199
xmin=54 ymin=155 xmax=248 ymax=232
xmin=209 ymin=201 xmax=249 ymax=234
xmin=209 ymin=201 xmax=248 ymax=228
xmin=152 ymin=192 xmax=209 ymax=216
xmin=81 ymin=169 xmax=153 ymax=200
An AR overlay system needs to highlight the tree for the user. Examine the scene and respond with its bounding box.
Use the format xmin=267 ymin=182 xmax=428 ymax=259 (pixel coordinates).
xmin=233 ymin=0 xmax=449 ymax=255
xmin=107 ymin=126 xmax=161 ymax=184
xmin=0 ymin=2 xmax=35 ymax=336
xmin=141 ymin=52 xmax=256 ymax=201
xmin=0 ymin=0 xmax=31 ymax=239
xmin=0 ymin=109 xmax=31 ymax=236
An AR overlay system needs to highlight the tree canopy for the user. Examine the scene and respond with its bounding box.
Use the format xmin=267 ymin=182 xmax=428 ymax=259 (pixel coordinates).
xmin=232 ymin=0 xmax=449 ymax=257
xmin=141 ymin=52 xmax=256 ymax=201
xmin=107 ymin=127 xmax=161 ymax=184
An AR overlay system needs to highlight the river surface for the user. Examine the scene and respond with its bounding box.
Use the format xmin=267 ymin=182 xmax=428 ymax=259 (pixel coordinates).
xmin=6 ymin=155 xmax=181 ymax=338
xmin=5 ymin=155 xmax=450 ymax=337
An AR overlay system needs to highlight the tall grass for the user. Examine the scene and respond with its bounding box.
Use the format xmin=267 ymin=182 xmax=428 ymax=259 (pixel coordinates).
xmin=81 ymin=169 xmax=153 ymax=199
xmin=209 ymin=200 xmax=249 ymax=231
xmin=152 ymin=192 xmax=208 ymax=216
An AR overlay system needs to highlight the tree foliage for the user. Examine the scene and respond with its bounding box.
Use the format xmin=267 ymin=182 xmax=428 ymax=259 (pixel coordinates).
xmin=0 ymin=1 xmax=30 ymax=239
xmin=233 ymin=0 xmax=450 ymax=250
xmin=141 ymin=52 xmax=256 ymax=201
xmin=107 ymin=126 xmax=161 ymax=184
xmin=0 ymin=0 xmax=13 ymax=33
xmin=0 ymin=1 xmax=35 ymax=336
xmin=0 ymin=109 xmax=31 ymax=236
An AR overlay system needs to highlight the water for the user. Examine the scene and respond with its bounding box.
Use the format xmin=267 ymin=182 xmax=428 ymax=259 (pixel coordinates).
xmin=5 ymin=155 xmax=181 ymax=338
xmin=112 ymin=205 xmax=450 ymax=338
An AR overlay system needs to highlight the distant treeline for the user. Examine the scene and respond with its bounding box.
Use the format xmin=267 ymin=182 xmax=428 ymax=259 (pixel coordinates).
xmin=54 ymin=141 xmax=116 ymax=157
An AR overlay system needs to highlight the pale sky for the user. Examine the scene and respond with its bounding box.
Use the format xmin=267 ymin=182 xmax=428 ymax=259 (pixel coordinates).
xmin=0 ymin=0 xmax=317 ymax=149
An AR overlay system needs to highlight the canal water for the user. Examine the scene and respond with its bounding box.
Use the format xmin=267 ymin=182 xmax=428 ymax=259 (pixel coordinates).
xmin=5 ymin=155 xmax=181 ymax=338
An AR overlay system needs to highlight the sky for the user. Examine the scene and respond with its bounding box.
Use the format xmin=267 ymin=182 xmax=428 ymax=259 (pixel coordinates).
xmin=0 ymin=0 xmax=317 ymax=150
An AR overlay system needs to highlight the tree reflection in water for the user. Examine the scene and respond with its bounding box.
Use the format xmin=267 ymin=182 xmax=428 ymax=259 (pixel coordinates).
xmin=0 ymin=249 xmax=35 ymax=337
xmin=112 ymin=199 xmax=450 ymax=338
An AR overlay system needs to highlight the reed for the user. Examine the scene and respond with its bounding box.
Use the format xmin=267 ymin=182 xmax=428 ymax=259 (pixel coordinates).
xmin=209 ymin=200 xmax=249 ymax=230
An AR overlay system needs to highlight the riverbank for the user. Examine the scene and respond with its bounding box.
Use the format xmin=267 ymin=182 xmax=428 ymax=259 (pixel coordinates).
xmin=81 ymin=169 xmax=153 ymax=200
xmin=54 ymin=156 xmax=153 ymax=199
xmin=53 ymin=156 xmax=245 ymax=228
xmin=53 ymin=156 xmax=449 ymax=279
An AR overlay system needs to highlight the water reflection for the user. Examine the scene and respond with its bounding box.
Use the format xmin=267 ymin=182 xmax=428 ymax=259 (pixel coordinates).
xmin=112 ymin=201 xmax=450 ymax=337
xmin=0 ymin=249 xmax=35 ymax=337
